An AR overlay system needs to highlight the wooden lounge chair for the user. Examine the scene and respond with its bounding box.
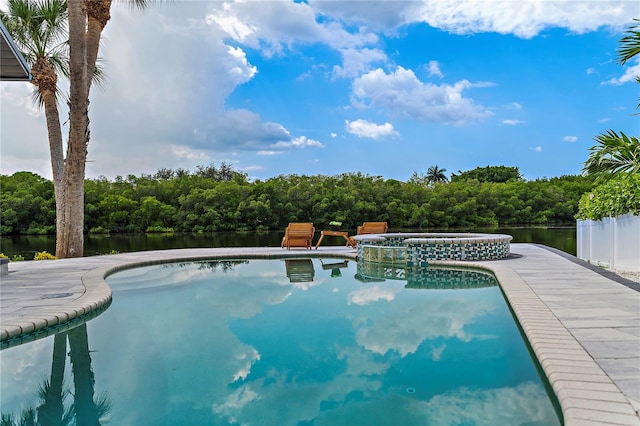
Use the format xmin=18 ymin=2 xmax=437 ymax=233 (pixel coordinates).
xmin=281 ymin=222 xmax=315 ymax=250
xmin=348 ymin=222 xmax=388 ymax=247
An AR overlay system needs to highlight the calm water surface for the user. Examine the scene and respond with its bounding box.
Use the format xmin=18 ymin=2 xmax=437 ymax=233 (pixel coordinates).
xmin=1 ymin=226 xmax=576 ymax=259
xmin=1 ymin=259 xmax=561 ymax=425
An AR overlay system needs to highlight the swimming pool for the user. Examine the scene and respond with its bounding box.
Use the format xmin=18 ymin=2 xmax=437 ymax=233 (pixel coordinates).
xmin=0 ymin=258 xmax=560 ymax=425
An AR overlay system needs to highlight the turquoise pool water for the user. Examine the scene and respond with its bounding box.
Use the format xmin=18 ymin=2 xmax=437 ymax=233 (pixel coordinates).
xmin=1 ymin=258 xmax=561 ymax=425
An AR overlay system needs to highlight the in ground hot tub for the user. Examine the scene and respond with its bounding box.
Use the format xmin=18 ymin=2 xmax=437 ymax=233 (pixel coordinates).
xmin=354 ymin=233 xmax=513 ymax=266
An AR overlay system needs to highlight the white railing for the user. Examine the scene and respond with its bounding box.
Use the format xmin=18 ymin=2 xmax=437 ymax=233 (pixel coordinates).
xmin=577 ymin=213 xmax=640 ymax=272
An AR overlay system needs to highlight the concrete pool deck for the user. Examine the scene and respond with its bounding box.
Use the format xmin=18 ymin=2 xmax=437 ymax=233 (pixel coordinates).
xmin=1 ymin=243 xmax=639 ymax=425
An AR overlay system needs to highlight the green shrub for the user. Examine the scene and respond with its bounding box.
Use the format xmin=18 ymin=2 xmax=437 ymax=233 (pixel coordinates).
xmin=25 ymin=225 xmax=56 ymax=235
xmin=34 ymin=251 xmax=57 ymax=260
xmin=89 ymin=226 xmax=110 ymax=234
xmin=11 ymin=255 xmax=24 ymax=261
xmin=576 ymin=173 xmax=640 ymax=220
xmin=0 ymin=253 xmax=7 ymax=259
xmin=145 ymin=226 xmax=174 ymax=233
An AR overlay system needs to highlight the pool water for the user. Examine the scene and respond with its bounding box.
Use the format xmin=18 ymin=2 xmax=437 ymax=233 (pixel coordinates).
xmin=1 ymin=258 xmax=561 ymax=426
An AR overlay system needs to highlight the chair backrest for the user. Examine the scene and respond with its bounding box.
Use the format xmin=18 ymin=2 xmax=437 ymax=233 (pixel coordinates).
xmin=286 ymin=222 xmax=315 ymax=236
xmin=357 ymin=222 xmax=388 ymax=235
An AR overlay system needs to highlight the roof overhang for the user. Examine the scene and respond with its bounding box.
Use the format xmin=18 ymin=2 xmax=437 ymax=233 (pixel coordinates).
xmin=0 ymin=20 xmax=31 ymax=82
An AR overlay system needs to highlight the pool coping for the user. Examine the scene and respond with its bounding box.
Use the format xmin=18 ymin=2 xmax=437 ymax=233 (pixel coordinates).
xmin=1 ymin=244 xmax=639 ymax=425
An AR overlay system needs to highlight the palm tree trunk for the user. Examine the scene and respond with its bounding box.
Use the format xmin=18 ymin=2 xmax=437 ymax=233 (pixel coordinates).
xmin=60 ymin=0 xmax=90 ymax=258
xmin=41 ymin=92 xmax=67 ymax=258
xmin=85 ymin=0 xmax=111 ymax=94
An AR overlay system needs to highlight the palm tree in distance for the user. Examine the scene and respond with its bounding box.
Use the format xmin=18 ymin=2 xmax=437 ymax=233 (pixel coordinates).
xmin=582 ymin=19 xmax=640 ymax=181
xmin=426 ymin=165 xmax=448 ymax=186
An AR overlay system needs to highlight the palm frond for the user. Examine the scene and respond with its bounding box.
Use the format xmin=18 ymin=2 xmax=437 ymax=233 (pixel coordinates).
xmin=582 ymin=130 xmax=640 ymax=180
xmin=30 ymin=86 xmax=45 ymax=107
xmin=617 ymin=19 xmax=640 ymax=65
xmin=91 ymin=60 xmax=108 ymax=88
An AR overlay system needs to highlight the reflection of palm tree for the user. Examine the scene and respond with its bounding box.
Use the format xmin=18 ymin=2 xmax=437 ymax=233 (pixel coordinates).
xmin=1 ymin=324 xmax=110 ymax=425
xmin=37 ymin=333 xmax=72 ymax=425
xmin=0 ymin=409 xmax=35 ymax=425
xmin=68 ymin=324 xmax=110 ymax=426
xmin=1 ymin=333 xmax=72 ymax=426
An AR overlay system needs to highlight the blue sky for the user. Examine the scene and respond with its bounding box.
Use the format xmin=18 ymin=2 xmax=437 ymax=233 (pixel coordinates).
xmin=1 ymin=1 xmax=638 ymax=182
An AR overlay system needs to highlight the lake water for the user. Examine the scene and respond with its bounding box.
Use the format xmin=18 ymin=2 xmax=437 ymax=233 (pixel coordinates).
xmin=0 ymin=226 xmax=576 ymax=259
xmin=0 ymin=259 xmax=561 ymax=425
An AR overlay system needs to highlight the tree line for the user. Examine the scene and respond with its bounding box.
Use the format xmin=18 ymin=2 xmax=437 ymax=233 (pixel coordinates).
xmin=0 ymin=165 xmax=595 ymax=236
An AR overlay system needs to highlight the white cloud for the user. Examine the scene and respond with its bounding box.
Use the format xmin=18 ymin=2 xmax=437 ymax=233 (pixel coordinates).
xmin=501 ymin=119 xmax=524 ymax=125
xmin=534 ymin=146 xmax=542 ymax=152
xmin=170 ymin=144 xmax=210 ymax=161
xmin=348 ymin=286 xmax=399 ymax=305
xmin=311 ymin=0 xmax=635 ymax=38
xmin=345 ymin=119 xmax=398 ymax=139
xmin=430 ymin=343 xmax=447 ymax=361
xmin=414 ymin=0 xmax=635 ymax=39
xmin=601 ymin=58 xmax=640 ymax=85
xmin=207 ymin=2 xmax=257 ymax=43
xmin=242 ymin=165 xmax=264 ymax=172
xmin=213 ymin=385 xmax=261 ymax=416
xmin=351 ymin=67 xmax=493 ymax=125
xmin=0 ymin=84 xmax=55 ymax=178
xmin=206 ymin=0 xmax=378 ymax=55
xmin=225 ymin=45 xmax=258 ymax=85
xmin=0 ymin=85 xmax=43 ymax=118
xmin=563 ymin=136 xmax=578 ymax=142
xmin=232 ymin=347 xmax=261 ymax=382
xmin=410 ymin=382 xmax=559 ymax=425
xmin=586 ymin=67 xmax=596 ymax=75
xmin=333 ymin=48 xmax=388 ymax=79
xmin=271 ymin=135 xmax=325 ymax=150
xmin=427 ymin=60 xmax=444 ymax=78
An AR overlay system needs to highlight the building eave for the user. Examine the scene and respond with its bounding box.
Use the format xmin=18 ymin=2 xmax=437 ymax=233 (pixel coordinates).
xmin=0 ymin=20 xmax=31 ymax=82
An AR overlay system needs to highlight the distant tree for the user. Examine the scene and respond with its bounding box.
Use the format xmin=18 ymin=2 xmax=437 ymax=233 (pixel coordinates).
xmin=408 ymin=171 xmax=428 ymax=186
xmin=195 ymin=162 xmax=247 ymax=181
xmin=154 ymin=168 xmax=175 ymax=180
xmin=426 ymin=165 xmax=448 ymax=186
xmin=451 ymin=166 xmax=522 ymax=183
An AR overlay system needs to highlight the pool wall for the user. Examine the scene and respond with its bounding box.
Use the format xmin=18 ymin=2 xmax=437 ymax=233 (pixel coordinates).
xmin=354 ymin=233 xmax=513 ymax=264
